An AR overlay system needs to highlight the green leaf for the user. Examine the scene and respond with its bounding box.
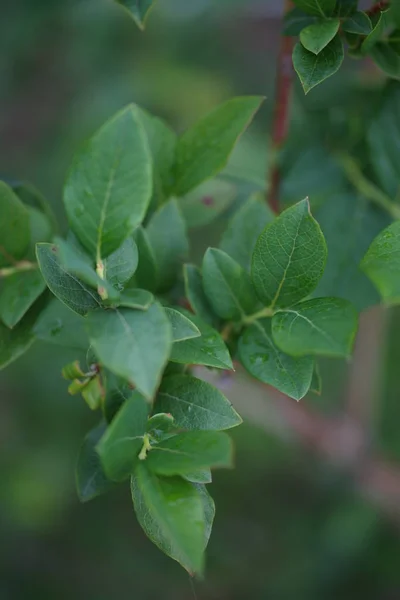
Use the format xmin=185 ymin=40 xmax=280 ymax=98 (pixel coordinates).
xmin=334 ymin=0 xmax=357 ymax=17
xmin=178 ymin=179 xmax=236 ymax=228
xmin=0 ymin=269 xmax=45 ymax=328
xmin=76 ymin=422 xmax=114 ymax=502
xmin=0 ymin=181 xmax=30 ymax=267
xmin=283 ymin=8 xmax=318 ymax=36
xmin=118 ymin=288 xmax=154 ymax=310
xmin=173 ymin=96 xmax=264 ymax=196
xmin=170 ymin=309 xmax=233 ymax=370
xmin=272 ymin=297 xmax=358 ymax=358
xmin=103 ymin=237 xmax=138 ymax=289
xmin=342 ymin=11 xmax=372 ymax=35
xmin=81 ymin=375 xmax=104 ymax=411
xmin=165 ymin=308 xmax=200 ymax=342
xmin=87 ymin=303 xmax=172 ymax=399
xmin=12 ymin=181 xmax=58 ymax=234
xmin=97 ymin=391 xmax=149 ymax=481
xmin=292 ymin=0 xmax=336 ymax=17
xmin=146 ymin=199 xmax=189 ymax=292
xmin=369 ymin=43 xmax=400 ymax=79
xmin=393 ymin=2 xmax=400 ymax=28
xmin=146 ymin=431 xmax=233 ymax=476
xmin=102 ymin=372 xmax=132 ymax=423
xmin=36 ymin=243 xmax=101 ymax=316
xmin=182 ymin=470 xmax=212 ymax=485
xmin=131 ymin=464 xmax=205 ymax=575
xmin=156 ymin=374 xmax=242 ymax=430
xmin=183 ymin=264 xmax=219 ymax=327
xmin=27 ymin=206 xmax=53 ymax=250
xmin=202 ymin=248 xmax=260 ymax=321
xmin=361 ymin=10 xmax=391 ymax=54
xmin=64 ymin=105 xmax=152 ymax=260
xmin=116 ymin=0 xmax=155 ymax=29
xmin=147 ymin=412 xmax=176 ymax=442
xmin=33 ymin=298 xmax=89 ymax=350
xmin=310 ymin=363 xmax=322 ymax=395
xmin=238 ymin=319 xmax=314 ymax=401
xmin=300 ymin=19 xmax=340 ymax=54
xmin=0 ymin=303 xmax=39 ymax=370
xmin=361 ymin=221 xmax=400 ymax=304
xmin=132 ymin=227 xmax=158 ymax=292
xmin=195 ymin=483 xmax=215 ymax=549
xmin=251 ymin=198 xmax=327 ymax=309
xmin=220 ymin=193 xmax=274 ymax=272
xmin=293 ymin=35 xmax=344 ymax=93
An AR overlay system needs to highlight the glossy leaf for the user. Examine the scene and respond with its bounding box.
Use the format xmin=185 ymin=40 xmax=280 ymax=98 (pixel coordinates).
xmin=272 ymin=297 xmax=358 ymax=358
xmin=103 ymin=237 xmax=138 ymax=289
xmin=36 ymin=243 xmax=101 ymax=316
xmin=0 ymin=269 xmax=45 ymax=328
xmin=292 ymin=0 xmax=336 ymax=17
xmin=183 ymin=264 xmax=218 ymax=327
xmin=293 ymin=35 xmax=344 ymax=94
xmin=300 ymin=19 xmax=340 ymax=54
xmin=361 ymin=221 xmax=400 ymax=304
xmin=97 ymin=391 xmax=149 ymax=481
xmin=76 ymin=422 xmax=113 ymax=502
xmin=33 ymin=298 xmax=89 ymax=350
xmin=0 ymin=181 xmax=30 ymax=267
xmin=251 ymin=198 xmax=327 ymax=309
xmin=118 ymin=288 xmax=154 ymax=310
xmin=64 ymin=105 xmax=152 ymax=259
xmin=131 ymin=464 xmax=205 ymax=574
xmin=182 ymin=470 xmax=212 ymax=485
xmin=195 ymin=483 xmax=215 ymax=548
xmin=165 ymin=308 xmax=200 ymax=342
xmin=146 ymin=431 xmax=233 ymax=476
xmin=173 ymin=96 xmax=264 ymax=196
xmin=86 ymin=303 xmax=172 ymax=399
xmin=156 ymin=374 xmax=242 ymax=431
xmin=342 ymin=11 xmax=372 ymax=34
xmin=238 ymin=319 xmax=314 ymax=401
xmin=116 ymin=0 xmax=155 ymax=29
xmin=178 ymin=179 xmax=236 ymax=228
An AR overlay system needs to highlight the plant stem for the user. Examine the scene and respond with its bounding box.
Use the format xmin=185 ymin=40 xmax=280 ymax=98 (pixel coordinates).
xmin=266 ymin=0 xmax=294 ymax=214
xmin=0 ymin=261 xmax=38 ymax=277
xmin=338 ymin=153 xmax=400 ymax=220
xmin=366 ymin=1 xmax=389 ymax=16
xmin=242 ymin=306 xmax=274 ymax=326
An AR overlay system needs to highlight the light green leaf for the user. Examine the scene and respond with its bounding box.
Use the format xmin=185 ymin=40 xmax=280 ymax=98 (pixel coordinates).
xmin=131 ymin=464 xmax=205 ymax=575
xmin=251 ymin=198 xmax=327 ymax=309
xmin=292 ymin=0 xmax=336 ymax=17
xmin=116 ymin=0 xmax=155 ymax=29
xmin=76 ymin=422 xmax=114 ymax=502
xmin=165 ymin=308 xmax=200 ymax=342
xmin=283 ymin=8 xmax=318 ymax=36
xmin=238 ymin=319 xmax=314 ymax=401
xmin=342 ymin=11 xmax=372 ymax=34
xmin=103 ymin=237 xmax=138 ymax=289
xmin=293 ymin=35 xmax=344 ymax=94
xmin=118 ymin=288 xmax=154 ymax=310
xmin=36 ymin=243 xmax=101 ymax=316
xmin=220 ymin=193 xmax=274 ymax=272
xmin=300 ymin=19 xmax=340 ymax=54
xmin=132 ymin=227 xmax=158 ymax=292
xmin=0 ymin=269 xmax=45 ymax=328
xmin=174 ymin=96 xmax=264 ymax=196
xmin=33 ymin=298 xmax=89 ymax=350
xmin=272 ymin=297 xmax=358 ymax=358
xmin=0 ymin=303 xmax=39 ymax=370
xmin=369 ymin=43 xmax=400 ymax=80
xmin=146 ymin=431 xmax=233 ymax=476
xmin=182 ymin=470 xmax=212 ymax=484
xmin=64 ymin=105 xmax=152 ymax=260
xmin=202 ymin=248 xmax=260 ymax=321
xmin=361 ymin=9 xmax=391 ymax=54
xmin=170 ymin=309 xmax=233 ymax=370
xmin=156 ymin=374 xmax=242 ymax=430
xmin=361 ymin=221 xmax=400 ymax=304
xmin=86 ymin=303 xmax=172 ymax=399
xmin=195 ymin=483 xmax=215 ymax=549
xmin=183 ymin=264 xmax=218 ymax=327
xmin=146 ymin=199 xmax=189 ymax=292
xmin=147 ymin=413 xmax=176 ymax=442
xmin=97 ymin=391 xmax=149 ymax=481
xmin=178 ymin=179 xmax=236 ymax=228
xmin=0 ymin=181 xmax=30 ymax=267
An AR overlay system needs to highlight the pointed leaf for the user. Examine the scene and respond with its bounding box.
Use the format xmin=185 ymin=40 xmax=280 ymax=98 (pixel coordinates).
xmin=0 ymin=181 xmax=30 ymax=267
xmin=116 ymin=0 xmax=155 ymax=29
xmin=238 ymin=318 xmax=314 ymax=401
xmin=76 ymin=422 xmax=114 ymax=502
xmin=174 ymin=96 xmax=264 ymax=196
xmin=33 ymin=298 xmax=88 ymax=349
xmin=156 ymin=374 xmax=242 ymax=430
xmin=183 ymin=264 xmax=218 ymax=327
xmin=293 ymin=35 xmax=344 ymax=94
xmin=361 ymin=221 xmax=400 ymax=304
xmin=310 ymin=362 xmax=322 ymax=395
xmin=103 ymin=237 xmax=138 ymax=289
xmin=178 ymin=179 xmax=236 ymax=228
xmin=251 ymin=198 xmax=327 ymax=309
xmin=0 ymin=269 xmax=45 ymax=328
xmin=165 ymin=307 xmax=200 ymax=342
xmin=342 ymin=11 xmax=372 ymax=34
xmin=64 ymin=105 xmax=152 ymax=259
xmin=361 ymin=9 xmax=391 ymax=54
xmin=300 ymin=19 xmax=340 ymax=54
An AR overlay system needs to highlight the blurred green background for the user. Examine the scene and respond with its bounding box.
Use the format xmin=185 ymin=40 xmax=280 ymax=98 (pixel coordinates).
xmin=2 ymin=1 xmax=400 ymax=598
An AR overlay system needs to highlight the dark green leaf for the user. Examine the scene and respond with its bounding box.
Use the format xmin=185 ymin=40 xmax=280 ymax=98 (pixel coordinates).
xmin=183 ymin=264 xmax=218 ymax=327
xmin=103 ymin=237 xmax=138 ymax=289
xmin=292 ymin=0 xmax=336 ymax=17
xmin=219 ymin=193 xmax=274 ymax=272
xmin=283 ymin=8 xmax=317 ymax=36
xmin=342 ymin=11 xmax=372 ymax=35
xmin=182 ymin=470 xmax=212 ymax=484
xmin=33 ymin=298 xmax=89 ymax=350
xmin=361 ymin=221 xmax=400 ymax=304
xmin=251 ymin=198 xmax=327 ymax=309
xmin=36 ymin=243 xmax=101 ymax=316
xmin=102 ymin=371 xmax=132 ymax=423
xmin=334 ymin=0 xmax=357 ymax=17
xmin=178 ymin=179 xmax=236 ymax=228
xmin=310 ymin=362 xmax=322 ymax=395
xmin=146 ymin=199 xmax=189 ymax=292
xmin=12 ymin=181 xmax=58 ymax=234
xmin=97 ymin=391 xmax=149 ymax=481
xmin=132 ymin=227 xmax=158 ymax=292
xmin=64 ymin=105 xmax=152 ymax=260
xmin=0 ymin=181 xmax=30 ymax=267
xmin=156 ymin=374 xmax=242 ymax=430
xmin=300 ymin=19 xmax=340 ymax=55
xmin=393 ymin=2 xmax=400 ymax=28
xmin=238 ymin=319 xmax=314 ymax=401
xmin=118 ymin=288 xmax=154 ymax=310
xmin=146 ymin=431 xmax=233 ymax=476
xmin=76 ymin=422 xmax=113 ymax=502
xmin=87 ymin=303 xmax=172 ymax=400
xmin=165 ymin=308 xmax=200 ymax=342
xmin=116 ymin=0 xmax=155 ymax=29
xmin=170 ymin=309 xmax=233 ymax=370
xmin=0 ymin=303 xmax=39 ymax=370
xmin=369 ymin=43 xmax=400 ymax=79
xmin=131 ymin=464 xmax=205 ymax=574
xmin=361 ymin=10 xmax=391 ymax=54
xmin=174 ymin=96 xmax=264 ymax=196
xmin=293 ymin=35 xmax=344 ymax=94
xmin=0 ymin=269 xmax=45 ymax=328
xmin=272 ymin=297 xmax=358 ymax=358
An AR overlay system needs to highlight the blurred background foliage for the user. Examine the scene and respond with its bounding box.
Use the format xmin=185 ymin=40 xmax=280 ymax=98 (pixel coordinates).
xmin=2 ymin=0 xmax=400 ymax=598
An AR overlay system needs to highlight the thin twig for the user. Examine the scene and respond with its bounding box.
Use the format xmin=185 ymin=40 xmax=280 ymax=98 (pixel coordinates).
xmin=0 ymin=261 xmax=37 ymax=277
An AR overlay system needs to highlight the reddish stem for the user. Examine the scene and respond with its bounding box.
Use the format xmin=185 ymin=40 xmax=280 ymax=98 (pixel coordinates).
xmin=366 ymin=1 xmax=389 ymax=16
